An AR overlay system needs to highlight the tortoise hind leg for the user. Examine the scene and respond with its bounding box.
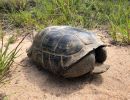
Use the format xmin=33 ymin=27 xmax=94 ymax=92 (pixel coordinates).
xmin=95 ymin=47 xmax=107 ymax=63
xmin=62 ymin=52 xmax=95 ymax=78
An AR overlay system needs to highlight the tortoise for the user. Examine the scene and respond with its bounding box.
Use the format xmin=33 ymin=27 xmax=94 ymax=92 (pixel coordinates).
xmin=27 ymin=26 xmax=109 ymax=78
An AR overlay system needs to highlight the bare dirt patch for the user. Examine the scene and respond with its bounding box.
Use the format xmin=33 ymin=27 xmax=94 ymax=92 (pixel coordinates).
xmin=0 ymin=30 xmax=130 ymax=100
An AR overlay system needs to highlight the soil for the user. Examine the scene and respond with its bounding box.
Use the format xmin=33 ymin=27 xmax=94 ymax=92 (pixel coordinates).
xmin=0 ymin=30 xmax=130 ymax=100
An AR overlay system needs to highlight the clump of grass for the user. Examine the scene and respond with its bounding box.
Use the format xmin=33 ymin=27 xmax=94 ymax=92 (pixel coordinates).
xmin=0 ymin=26 xmax=28 ymax=82
xmin=8 ymin=34 xmax=18 ymax=44
xmin=0 ymin=0 xmax=32 ymax=13
xmin=107 ymin=0 xmax=130 ymax=44
xmin=8 ymin=11 xmax=36 ymax=27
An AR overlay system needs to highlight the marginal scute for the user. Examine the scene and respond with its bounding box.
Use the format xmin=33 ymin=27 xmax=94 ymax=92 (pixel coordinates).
xmin=49 ymin=55 xmax=62 ymax=73
xmin=62 ymin=56 xmax=72 ymax=68
xmin=42 ymin=52 xmax=50 ymax=70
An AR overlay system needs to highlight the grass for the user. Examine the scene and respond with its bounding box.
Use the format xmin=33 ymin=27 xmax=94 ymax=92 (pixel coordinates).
xmin=0 ymin=0 xmax=130 ymax=43
xmin=0 ymin=0 xmax=109 ymax=28
xmin=107 ymin=0 xmax=130 ymax=44
xmin=0 ymin=25 xmax=28 ymax=82
xmin=0 ymin=0 xmax=28 ymax=13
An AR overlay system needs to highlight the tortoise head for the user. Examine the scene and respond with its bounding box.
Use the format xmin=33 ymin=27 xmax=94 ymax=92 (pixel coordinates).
xmin=26 ymin=46 xmax=32 ymax=57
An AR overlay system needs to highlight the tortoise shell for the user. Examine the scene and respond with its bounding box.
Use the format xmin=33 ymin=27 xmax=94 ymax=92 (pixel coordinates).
xmin=27 ymin=26 xmax=105 ymax=76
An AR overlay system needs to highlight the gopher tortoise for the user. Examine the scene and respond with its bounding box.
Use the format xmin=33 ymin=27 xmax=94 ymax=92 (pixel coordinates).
xmin=27 ymin=26 xmax=109 ymax=78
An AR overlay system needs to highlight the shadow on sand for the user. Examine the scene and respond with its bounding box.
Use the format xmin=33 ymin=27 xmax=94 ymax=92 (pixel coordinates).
xmin=21 ymin=57 xmax=103 ymax=97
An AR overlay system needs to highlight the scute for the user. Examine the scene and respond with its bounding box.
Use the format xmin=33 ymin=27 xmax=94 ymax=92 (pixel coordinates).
xmin=76 ymin=32 xmax=96 ymax=45
xmin=42 ymin=52 xmax=50 ymax=70
xmin=55 ymin=35 xmax=83 ymax=55
xmin=49 ymin=55 xmax=62 ymax=73
xmin=42 ymin=31 xmax=63 ymax=52
xmin=62 ymin=27 xmax=100 ymax=45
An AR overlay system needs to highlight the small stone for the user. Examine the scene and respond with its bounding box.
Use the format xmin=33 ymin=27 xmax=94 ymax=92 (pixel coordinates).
xmin=0 ymin=93 xmax=7 ymax=100
xmin=15 ymin=80 xmax=19 ymax=84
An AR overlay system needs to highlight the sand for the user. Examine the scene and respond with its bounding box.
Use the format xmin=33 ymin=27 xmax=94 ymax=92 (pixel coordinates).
xmin=0 ymin=30 xmax=130 ymax=100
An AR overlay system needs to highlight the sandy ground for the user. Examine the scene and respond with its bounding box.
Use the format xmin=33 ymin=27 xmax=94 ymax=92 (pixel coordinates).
xmin=0 ymin=30 xmax=130 ymax=100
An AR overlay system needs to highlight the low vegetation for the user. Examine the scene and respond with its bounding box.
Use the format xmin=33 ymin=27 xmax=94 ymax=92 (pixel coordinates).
xmin=0 ymin=25 xmax=28 ymax=82
xmin=0 ymin=0 xmax=129 ymax=43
